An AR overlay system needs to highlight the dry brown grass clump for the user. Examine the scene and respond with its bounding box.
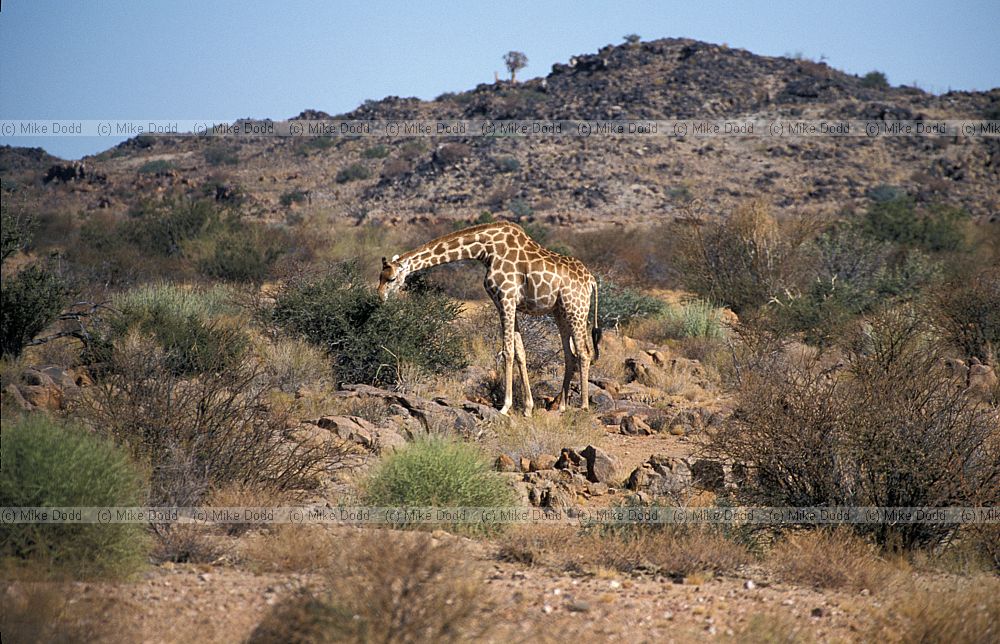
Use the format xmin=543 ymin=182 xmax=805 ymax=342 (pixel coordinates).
xmin=241 ymin=525 xmax=340 ymax=574
xmin=869 ymin=576 xmax=1000 ymax=644
xmin=0 ymin=582 xmax=122 ymax=644
xmin=768 ymin=527 xmax=893 ymax=592
xmin=248 ymin=530 xmax=487 ymax=644
xmin=490 ymin=409 xmax=602 ymax=463
xmin=730 ymin=612 xmax=813 ymax=644
xmin=497 ymin=523 xmax=753 ymax=579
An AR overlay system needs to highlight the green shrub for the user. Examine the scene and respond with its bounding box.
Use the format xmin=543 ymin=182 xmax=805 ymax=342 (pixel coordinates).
xmin=658 ymin=299 xmax=726 ymax=339
xmin=198 ymin=226 xmax=286 ymax=283
xmin=597 ymin=278 xmax=664 ymax=329
xmin=335 ymin=163 xmax=371 ymax=183
xmin=361 ymin=437 xmax=514 ymax=532
xmin=137 ymin=159 xmax=174 ymax=174
xmin=102 ymin=283 xmax=247 ymax=375
xmin=863 ymin=196 xmax=967 ymax=252
xmin=508 ymin=198 xmax=533 ymax=218
xmin=0 ymin=415 xmax=149 ymax=578
xmin=495 ymin=156 xmax=521 ymax=173
xmin=361 ymin=144 xmax=390 ymax=159
xmin=1 ymin=206 xmax=32 ymax=262
xmin=270 ymin=262 xmax=466 ymax=386
xmin=1 ymin=264 xmax=67 ymax=358
xmin=203 ymin=144 xmax=239 ymax=166
xmin=124 ymin=198 xmax=221 ymax=257
xmin=861 ymin=70 xmax=889 ymax=89
xmin=279 ymin=189 xmax=309 ymax=207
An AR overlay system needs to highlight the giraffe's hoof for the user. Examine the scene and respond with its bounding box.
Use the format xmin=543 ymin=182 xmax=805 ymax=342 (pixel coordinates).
xmin=523 ymin=408 xmax=533 ymax=418
xmin=498 ymin=406 xmax=511 ymax=416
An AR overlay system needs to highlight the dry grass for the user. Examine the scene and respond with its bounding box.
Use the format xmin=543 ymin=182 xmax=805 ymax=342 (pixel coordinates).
xmin=729 ymin=612 xmax=813 ymax=643
xmin=496 ymin=523 xmax=753 ymax=579
xmin=768 ymin=527 xmax=894 ymax=592
xmin=248 ymin=530 xmax=488 ymax=644
xmin=241 ymin=524 xmax=339 ymax=574
xmin=490 ymin=408 xmax=602 ymax=462
xmin=869 ymin=576 xmax=1000 ymax=644
xmin=0 ymin=581 xmax=122 ymax=644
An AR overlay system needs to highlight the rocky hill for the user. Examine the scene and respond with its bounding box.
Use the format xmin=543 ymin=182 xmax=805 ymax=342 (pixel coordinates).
xmin=3 ymin=37 xmax=998 ymax=229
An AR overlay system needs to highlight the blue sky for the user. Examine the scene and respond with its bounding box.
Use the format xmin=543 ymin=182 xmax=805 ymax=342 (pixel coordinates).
xmin=2 ymin=0 xmax=998 ymax=159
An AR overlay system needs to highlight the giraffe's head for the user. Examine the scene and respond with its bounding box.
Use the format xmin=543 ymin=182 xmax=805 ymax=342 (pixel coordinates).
xmin=378 ymin=255 xmax=408 ymax=301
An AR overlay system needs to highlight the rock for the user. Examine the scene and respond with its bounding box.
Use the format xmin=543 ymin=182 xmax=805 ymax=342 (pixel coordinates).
xmin=19 ymin=384 xmax=63 ymax=410
xmin=375 ymin=427 xmax=407 ymax=453
xmin=968 ymin=358 xmax=998 ymax=396
xmin=588 ymin=385 xmax=616 ymax=411
xmin=2 ymin=383 xmax=32 ymax=411
xmin=20 ymin=368 xmax=54 ymax=388
xmin=580 ymin=445 xmax=616 ymax=483
xmin=554 ymin=448 xmax=584 ymax=471
xmin=529 ymin=453 xmax=558 ymax=472
xmin=744 ymin=580 xmax=756 ymax=590
xmin=566 ymin=600 xmax=590 ymax=612
xmin=496 ymin=453 xmax=517 ymax=472
xmin=519 ymin=456 xmax=531 ymax=473
xmin=315 ymin=415 xmax=377 ymax=448
xmin=626 ymin=455 xmax=692 ymax=497
xmin=620 ymin=414 xmax=653 ymax=436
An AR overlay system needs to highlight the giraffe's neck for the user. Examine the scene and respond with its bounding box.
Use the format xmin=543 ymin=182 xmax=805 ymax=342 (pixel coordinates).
xmin=398 ymin=224 xmax=512 ymax=273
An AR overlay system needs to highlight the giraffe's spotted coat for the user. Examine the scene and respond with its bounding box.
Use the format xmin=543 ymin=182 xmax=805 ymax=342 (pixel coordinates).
xmin=379 ymin=222 xmax=601 ymax=415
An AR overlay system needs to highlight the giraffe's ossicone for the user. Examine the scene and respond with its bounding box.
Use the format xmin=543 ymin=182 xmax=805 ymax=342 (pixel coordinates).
xmin=378 ymin=222 xmax=602 ymax=416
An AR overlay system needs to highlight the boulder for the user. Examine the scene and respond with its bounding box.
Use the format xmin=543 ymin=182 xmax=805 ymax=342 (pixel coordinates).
xmin=620 ymin=414 xmax=653 ymax=436
xmin=580 ymin=445 xmax=616 ymax=483
xmin=496 ymin=453 xmax=517 ymax=472
xmin=626 ymin=455 xmax=692 ymax=497
xmin=529 ymin=453 xmax=558 ymax=472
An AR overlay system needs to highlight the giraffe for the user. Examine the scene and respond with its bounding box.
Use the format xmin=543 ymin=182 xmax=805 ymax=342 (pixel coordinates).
xmin=378 ymin=221 xmax=602 ymax=416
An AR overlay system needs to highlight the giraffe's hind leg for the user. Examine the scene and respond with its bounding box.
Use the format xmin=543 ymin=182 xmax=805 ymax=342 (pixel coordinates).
xmin=513 ymin=329 xmax=533 ymax=417
xmin=496 ymin=299 xmax=517 ymax=416
xmin=555 ymin=309 xmax=576 ymax=412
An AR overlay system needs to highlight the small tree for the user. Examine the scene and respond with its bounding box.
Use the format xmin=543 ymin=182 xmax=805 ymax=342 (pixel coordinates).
xmin=861 ymin=70 xmax=889 ymax=89
xmin=503 ymin=51 xmax=528 ymax=83
xmin=623 ymin=34 xmax=641 ymax=45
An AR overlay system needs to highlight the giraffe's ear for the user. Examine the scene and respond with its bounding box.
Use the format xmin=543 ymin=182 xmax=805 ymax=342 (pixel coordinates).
xmin=381 ymin=256 xmax=389 ymax=268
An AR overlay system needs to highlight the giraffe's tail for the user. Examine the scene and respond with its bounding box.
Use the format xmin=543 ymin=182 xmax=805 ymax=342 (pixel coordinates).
xmin=591 ymin=279 xmax=602 ymax=363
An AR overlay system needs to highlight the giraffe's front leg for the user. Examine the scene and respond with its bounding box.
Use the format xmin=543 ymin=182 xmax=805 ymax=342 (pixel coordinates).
xmin=498 ymin=305 xmax=516 ymax=416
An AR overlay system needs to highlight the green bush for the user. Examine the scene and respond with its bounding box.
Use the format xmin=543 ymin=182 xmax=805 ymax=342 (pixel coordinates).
xmin=124 ymin=198 xmax=221 ymax=257
xmin=773 ymin=224 xmax=941 ymax=345
xmin=279 ymin=189 xmax=309 ymax=207
xmin=658 ymin=299 xmax=726 ymax=339
xmin=361 ymin=144 xmax=390 ymax=159
xmin=863 ymin=196 xmax=967 ymax=252
xmin=101 ymin=283 xmax=247 ymax=375
xmin=137 ymin=159 xmax=174 ymax=175
xmin=271 ymin=262 xmax=466 ymax=386
xmin=597 ymin=278 xmax=664 ymax=329
xmin=1 ymin=264 xmax=67 ymax=358
xmin=198 ymin=227 xmax=286 ymax=283
xmin=860 ymin=70 xmax=889 ymax=89
xmin=361 ymin=437 xmax=514 ymax=532
xmin=203 ymin=144 xmax=239 ymax=166
xmin=0 ymin=415 xmax=149 ymax=578
xmin=335 ymin=163 xmax=371 ymax=183
xmin=495 ymin=156 xmax=521 ymax=173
